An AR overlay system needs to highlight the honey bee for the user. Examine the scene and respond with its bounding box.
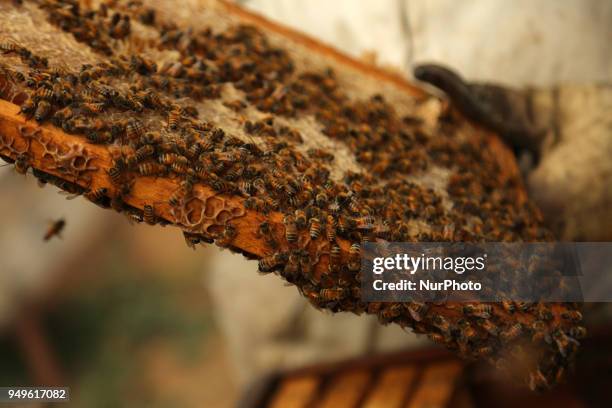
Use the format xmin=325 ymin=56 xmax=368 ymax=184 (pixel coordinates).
xmin=552 ymin=329 xmax=578 ymax=357
xmin=294 ymin=209 xmax=307 ymax=229
xmin=13 ymin=153 xmax=30 ymax=175
xmin=479 ymin=318 xmax=500 ymax=336
xmin=82 ymin=102 xmax=105 ymax=114
xmin=500 ymin=323 xmax=522 ymax=342
xmin=308 ymin=217 xmax=321 ymax=240
xmin=283 ymin=214 xmax=297 ymax=243
xmin=326 ymin=215 xmax=337 ymax=242
xmin=158 ymin=152 xmax=179 ymax=165
xmin=143 ymin=204 xmax=156 ymax=225
xmin=463 ymin=304 xmax=492 ymax=319
xmin=19 ymin=97 xmax=36 ymax=117
xmin=216 ymin=224 xmax=237 ymax=248
xmin=223 ymin=99 xmax=246 ymax=112
xmin=568 ymin=326 xmax=587 ymax=340
xmin=244 ymin=197 xmax=268 ymax=213
xmin=43 ymin=218 xmax=65 ymax=241
xmin=35 ymin=87 xmax=54 ymax=101
xmin=34 ymin=100 xmax=51 ymax=122
xmin=528 ymin=369 xmax=549 ymax=391
xmin=107 ymin=166 xmax=122 ymax=185
xmin=110 ymin=14 xmax=131 ymax=40
xmin=380 ymin=303 xmax=402 ymax=320
xmin=138 ymin=162 xmax=166 ymax=177
xmin=85 ymin=187 xmax=109 ymax=206
xmin=320 ymin=288 xmax=346 ymax=302
xmin=501 ymin=300 xmax=515 ymax=313
xmin=128 ymin=144 xmax=155 ymax=167
xmin=348 ymin=243 xmax=360 ymax=271
xmin=258 ymin=221 xmax=278 ymax=249
xmin=560 ymin=310 xmax=582 ymax=323
xmin=238 ymin=180 xmax=253 ymax=197
xmin=259 ymin=252 xmax=288 ymax=273
xmin=86 ymin=131 xmax=113 ymax=144
xmin=283 ymin=251 xmax=301 ymax=279
xmin=126 ymin=119 xmax=145 ymax=141
xmin=432 ymin=315 xmax=451 ymax=335
xmin=406 ymin=302 xmax=428 ymax=322
xmin=167 ymin=108 xmax=181 ymax=130
xmin=183 ymin=231 xmax=201 ymax=249
xmin=329 ymin=244 xmax=341 ymax=268
xmin=168 ymin=187 xmax=183 ymax=207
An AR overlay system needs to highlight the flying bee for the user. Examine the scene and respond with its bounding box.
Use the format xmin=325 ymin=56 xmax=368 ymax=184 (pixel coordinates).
xmin=143 ymin=204 xmax=156 ymax=225
xmin=308 ymin=217 xmax=321 ymax=240
xmin=259 ymin=252 xmax=287 ymax=273
xmin=320 ymin=288 xmax=346 ymax=302
xmin=43 ymin=218 xmax=65 ymax=241
xmin=283 ymin=214 xmax=298 ymax=243
xmin=216 ymin=224 xmax=237 ymax=248
xmin=463 ymin=304 xmax=492 ymax=319
xmin=34 ymin=100 xmax=51 ymax=122
xmin=500 ymin=323 xmax=522 ymax=342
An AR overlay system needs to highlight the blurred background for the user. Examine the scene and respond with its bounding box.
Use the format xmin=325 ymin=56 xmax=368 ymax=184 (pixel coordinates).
xmin=1 ymin=0 xmax=612 ymax=407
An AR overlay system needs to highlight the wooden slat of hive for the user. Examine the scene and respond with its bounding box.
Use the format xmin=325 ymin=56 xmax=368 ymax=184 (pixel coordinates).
xmin=405 ymin=361 xmax=463 ymax=408
xmin=361 ymin=366 xmax=418 ymax=408
xmin=268 ymin=375 xmax=320 ymax=408
xmin=316 ymin=370 xmax=371 ymax=408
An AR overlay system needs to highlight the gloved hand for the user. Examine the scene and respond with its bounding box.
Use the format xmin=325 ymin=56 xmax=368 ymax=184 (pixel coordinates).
xmin=414 ymin=64 xmax=612 ymax=241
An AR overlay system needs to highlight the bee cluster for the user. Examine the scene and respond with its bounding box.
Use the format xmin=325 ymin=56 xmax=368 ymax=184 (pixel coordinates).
xmin=0 ymin=0 xmax=584 ymax=389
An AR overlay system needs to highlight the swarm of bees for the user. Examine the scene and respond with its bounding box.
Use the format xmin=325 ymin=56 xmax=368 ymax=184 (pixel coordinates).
xmin=0 ymin=0 xmax=584 ymax=390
